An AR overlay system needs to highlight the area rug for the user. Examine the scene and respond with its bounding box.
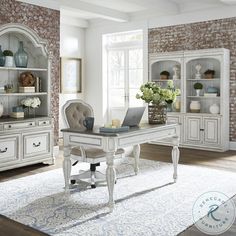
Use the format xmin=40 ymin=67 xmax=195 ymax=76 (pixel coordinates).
xmin=1 ymin=159 xmax=236 ymax=236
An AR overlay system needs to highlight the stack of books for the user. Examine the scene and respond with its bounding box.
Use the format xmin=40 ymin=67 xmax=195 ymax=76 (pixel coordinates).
xmin=204 ymin=93 xmax=218 ymax=97
xmin=19 ymin=86 xmax=35 ymax=93
xmin=10 ymin=106 xmax=24 ymax=118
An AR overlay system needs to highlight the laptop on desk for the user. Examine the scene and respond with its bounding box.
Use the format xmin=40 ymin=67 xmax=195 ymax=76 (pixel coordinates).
xmin=122 ymin=107 xmax=145 ymax=127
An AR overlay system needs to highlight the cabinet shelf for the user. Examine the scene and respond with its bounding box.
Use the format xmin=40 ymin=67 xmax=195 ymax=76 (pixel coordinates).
xmin=187 ymin=78 xmax=220 ymax=81
xmin=187 ymin=96 xmax=220 ymax=99
xmin=0 ymin=92 xmax=48 ymax=96
xmin=153 ymin=79 xmax=181 ymax=82
xmin=0 ymin=67 xmax=47 ymax=72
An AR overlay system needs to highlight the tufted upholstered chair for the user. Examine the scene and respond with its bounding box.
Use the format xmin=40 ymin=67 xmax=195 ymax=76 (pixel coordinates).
xmin=62 ymin=99 xmax=125 ymax=188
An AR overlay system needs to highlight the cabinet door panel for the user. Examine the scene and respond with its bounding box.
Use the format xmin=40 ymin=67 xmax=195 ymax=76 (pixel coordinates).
xmin=185 ymin=116 xmax=201 ymax=143
xmin=203 ymin=118 xmax=220 ymax=145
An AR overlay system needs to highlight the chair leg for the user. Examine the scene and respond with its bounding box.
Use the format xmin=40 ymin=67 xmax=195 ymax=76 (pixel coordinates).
xmin=91 ymin=171 xmax=96 ymax=188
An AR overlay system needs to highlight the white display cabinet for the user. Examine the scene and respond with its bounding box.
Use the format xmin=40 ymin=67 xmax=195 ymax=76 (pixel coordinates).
xmin=0 ymin=23 xmax=54 ymax=171
xmin=149 ymin=48 xmax=229 ymax=151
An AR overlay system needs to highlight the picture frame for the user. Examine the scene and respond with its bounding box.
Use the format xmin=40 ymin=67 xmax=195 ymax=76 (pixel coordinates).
xmin=60 ymin=57 xmax=82 ymax=93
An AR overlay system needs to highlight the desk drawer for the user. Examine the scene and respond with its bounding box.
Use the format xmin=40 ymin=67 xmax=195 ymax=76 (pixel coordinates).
xmin=23 ymin=132 xmax=50 ymax=158
xmin=0 ymin=135 xmax=19 ymax=164
xmin=4 ymin=121 xmax=35 ymax=130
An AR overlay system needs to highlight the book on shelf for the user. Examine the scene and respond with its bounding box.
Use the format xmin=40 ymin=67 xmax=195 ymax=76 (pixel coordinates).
xmin=19 ymin=86 xmax=35 ymax=93
xmin=10 ymin=112 xmax=24 ymax=118
xmin=204 ymin=93 xmax=218 ymax=97
xmin=35 ymin=77 xmax=42 ymax=92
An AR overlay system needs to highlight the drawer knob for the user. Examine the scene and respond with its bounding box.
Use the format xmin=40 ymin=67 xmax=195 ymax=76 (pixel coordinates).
xmin=29 ymin=123 xmax=33 ymax=126
xmin=33 ymin=142 xmax=41 ymax=147
xmin=0 ymin=147 xmax=8 ymax=153
xmin=200 ymin=129 xmax=204 ymax=131
xmin=8 ymin=125 xmax=11 ymax=128
xmin=43 ymin=122 xmax=46 ymax=124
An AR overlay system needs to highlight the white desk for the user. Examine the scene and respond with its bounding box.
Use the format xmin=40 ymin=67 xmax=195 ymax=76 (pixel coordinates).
xmin=61 ymin=123 xmax=180 ymax=211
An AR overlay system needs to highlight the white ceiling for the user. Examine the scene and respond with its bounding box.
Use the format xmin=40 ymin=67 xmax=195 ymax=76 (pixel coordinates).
xmin=18 ymin=0 xmax=236 ymax=25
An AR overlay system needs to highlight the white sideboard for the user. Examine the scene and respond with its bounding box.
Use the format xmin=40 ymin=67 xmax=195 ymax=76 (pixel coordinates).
xmin=0 ymin=23 xmax=54 ymax=171
xmin=149 ymin=48 xmax=229 ymax=151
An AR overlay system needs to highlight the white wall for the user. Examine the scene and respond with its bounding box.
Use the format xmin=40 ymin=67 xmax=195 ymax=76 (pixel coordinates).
xmin=84 ymin=5 xmax=236 ymax=125
xmin=59 ymin=24 xmax=85 ymax=136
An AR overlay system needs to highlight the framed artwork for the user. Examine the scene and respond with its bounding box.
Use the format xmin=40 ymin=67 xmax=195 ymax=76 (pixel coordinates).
xmin=60 ymin=57 xmax=82 ymax=93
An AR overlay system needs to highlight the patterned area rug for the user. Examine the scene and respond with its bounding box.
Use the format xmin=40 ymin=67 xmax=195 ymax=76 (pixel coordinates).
xmin=1 ymin=159 xmax=236 ymax=236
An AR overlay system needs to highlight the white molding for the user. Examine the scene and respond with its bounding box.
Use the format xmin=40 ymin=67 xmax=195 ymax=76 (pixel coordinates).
xmin=17 ymin=0 xmax=60 ymax=10
xmin=53 ymin=145 xmax=59 ymax=158
xmin=230 ymin=142 xmax=236 ymax=150
xmin=60 ymin=15 xmax=89 ymax=28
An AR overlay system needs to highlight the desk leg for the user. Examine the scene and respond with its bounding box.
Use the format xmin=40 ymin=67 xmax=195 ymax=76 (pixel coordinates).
xmin=172 ymin=136 xmax=180 ymax=183
xmin=63 ymin=146 xmax=71 ymax=191
xmin=133 ymin=144 xmax=140 ymax=175
xmin=106 ymin=151 xmax=116 ymax=211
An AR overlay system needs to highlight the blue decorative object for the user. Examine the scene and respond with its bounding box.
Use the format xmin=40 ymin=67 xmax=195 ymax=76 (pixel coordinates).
xmin=0 ymin=45 xmax=5 ymax=67
xmin=207 ymin=87 xmax=218 ymax=93
xmin=12 ymin=106 xmax=24 ymax=112
xmin=14 ymin=41 xmax=28 ymax=68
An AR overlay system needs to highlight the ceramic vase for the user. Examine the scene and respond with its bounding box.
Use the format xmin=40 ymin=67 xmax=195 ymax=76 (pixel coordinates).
xmin=0 ymin=46 xmax=5 ymax=67
xmin=0 ymin=103 xmax=3 ymax=117
xmin=195 ymin=64 xmax=202 ymax=79
xmin=209 ymin=104 xmax=220 ymax=114
xmin=190 ymin=101 xmax=200 ymax=113
xmin=5 ymin=56 xmax=14 ymax=67
xmin=196 ymin=89 xmax=201 ymax=96
xmin=15 ymin=41 xmax=28 ymax=68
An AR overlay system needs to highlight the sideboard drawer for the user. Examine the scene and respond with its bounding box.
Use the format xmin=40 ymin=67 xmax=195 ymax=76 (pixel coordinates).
xmin=0 ymin=135 xmax=19 ymax=164
xmin=4 ymin=121 xmax=36 ymax=130
xmin=23 ymin=132 xmax=51 ymax=158
xmin=38 ymin=120 xmax=51 ymax=126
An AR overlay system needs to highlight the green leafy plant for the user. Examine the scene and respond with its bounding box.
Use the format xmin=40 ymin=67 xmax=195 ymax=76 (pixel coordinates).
xmin=3 ymin=50 xmax=13 ymax=57
xmin=136 ymin=81 xmax=181 ymax=105
xmin=194 ymin=82 xmax=203 ymax=90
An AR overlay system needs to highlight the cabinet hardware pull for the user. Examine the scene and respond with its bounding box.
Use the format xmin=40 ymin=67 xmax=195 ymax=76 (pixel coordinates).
xmin=200 ymin=129 xmax=204 ymax=131
xmin=33 ymin=142 xmax=41 ymax=147
xmin=8 ymin=125 xmax=11 ymax=128
xmin=29 ymin=123 xmax=33 ymax=126
xmin=43 ymin=122 xmax=46 ymax=124
xmin=0 ymin=147 xmax=7 ymax=153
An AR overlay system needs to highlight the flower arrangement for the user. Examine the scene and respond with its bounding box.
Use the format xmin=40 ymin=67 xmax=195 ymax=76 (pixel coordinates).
xmin=136 ymin=80 xmax=181 ymax=105
xmin=21 ymin=97 xmax=41 ymax=108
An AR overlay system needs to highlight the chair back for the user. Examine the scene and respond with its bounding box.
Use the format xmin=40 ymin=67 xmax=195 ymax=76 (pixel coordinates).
xmin=62 ymin=99 xmax=94 ymax=129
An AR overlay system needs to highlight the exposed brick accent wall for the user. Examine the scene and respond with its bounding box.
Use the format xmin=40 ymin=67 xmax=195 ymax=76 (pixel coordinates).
xmin=0 ymin=0 xmax=60 ymax=144
xmin=149 ymin=17 xmax=236 ymax=141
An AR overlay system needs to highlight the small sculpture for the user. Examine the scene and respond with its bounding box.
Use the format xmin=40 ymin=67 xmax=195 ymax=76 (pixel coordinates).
xmin=204 ymin=69 xmax=215 ymax=79
xmin=19 ymin=72 xmax=35 ymax=87
xmin=160 ymin=71 xmax=170 ymax=80
xmin=173 ymin=65 xmax=180 ymax=80
xmin=195 ymin=64 xmax=202 ymax=79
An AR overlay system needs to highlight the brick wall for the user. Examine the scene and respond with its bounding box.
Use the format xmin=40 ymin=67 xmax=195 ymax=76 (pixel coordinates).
xmin=149 ymin=17 xmax=236 ymax=141
xmin=0 ymin=0 xmax=60 ymax=144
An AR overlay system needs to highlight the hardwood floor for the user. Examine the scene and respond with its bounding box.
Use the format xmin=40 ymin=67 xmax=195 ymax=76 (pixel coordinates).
xmin=0 ymin=144 xmax=236 ymax=236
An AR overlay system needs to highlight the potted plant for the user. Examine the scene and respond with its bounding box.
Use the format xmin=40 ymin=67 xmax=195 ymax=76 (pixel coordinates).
xmin=194 ymin=82 xmax=203 ymax=96
xmin=3 ymin=50 xmax=14 ymax=67
xmin=21 ymin=97 xmax=41 ymax=117
xmin=136 ymin=81 xmax=180 ymax=124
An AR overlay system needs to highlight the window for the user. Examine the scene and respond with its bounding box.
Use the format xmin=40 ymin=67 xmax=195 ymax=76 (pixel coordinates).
xmin=103 ymin=30 xmax=143 ymax=121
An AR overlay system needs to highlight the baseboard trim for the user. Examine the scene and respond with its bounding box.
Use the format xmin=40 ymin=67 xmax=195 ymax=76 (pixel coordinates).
xmin=53 ymin=145 xmax=59 ymax=158
xmin=230 ymin=142 xmax=236 ymax=150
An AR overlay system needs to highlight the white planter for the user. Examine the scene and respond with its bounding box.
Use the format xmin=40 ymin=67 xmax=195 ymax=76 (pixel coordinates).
xmin=190 ymin=101 xmax=201 ymax=113
xmin=5 ymin=56 xmax=14 ymax=67
xmin=0 ymin=103 xmax=3 ymax=117
xmin=195 ymin=89 xmax=201 ymax=96
xmin=209 ymin=104 xmax=220 ymax=114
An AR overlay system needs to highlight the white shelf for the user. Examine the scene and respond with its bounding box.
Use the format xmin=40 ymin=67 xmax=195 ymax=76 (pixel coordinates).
xmin=187 ymin=96 xmax=220 ymax=99
xmin=187 ymin=78 xmax=220 ymax=81
xmin=0 ymin=67 xmax=47 ymax=72
xmin=153 ymin=79 xmax=181 ymax=82
xmin=0 ymin=92 xmax=47 ymax=96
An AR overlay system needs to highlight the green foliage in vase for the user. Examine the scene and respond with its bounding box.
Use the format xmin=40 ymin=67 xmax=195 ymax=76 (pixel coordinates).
xmin=194 ymin=82 xmax=203 ymax=90
xmin=136 ymin=80 xmax=181 ymax=105
xmin=3 ymin=50 xmax=13 ymax=57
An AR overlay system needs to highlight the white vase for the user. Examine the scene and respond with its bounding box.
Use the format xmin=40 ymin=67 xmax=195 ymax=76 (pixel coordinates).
xmin=0 ymin=103 xmax=3 ymax=117
xmin=190 ymin=101 xmax=201 ymax=113
xmin=209 ymin=104 xmax=220 ymax=114
xmin=5 ymin=56 xmax=14 ymax=67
